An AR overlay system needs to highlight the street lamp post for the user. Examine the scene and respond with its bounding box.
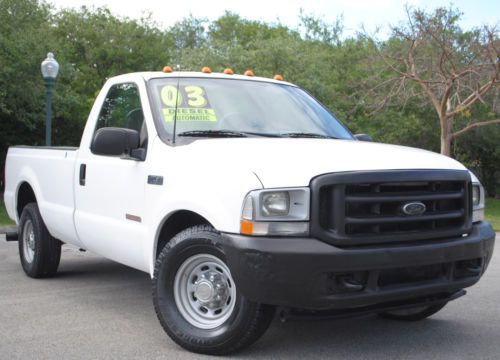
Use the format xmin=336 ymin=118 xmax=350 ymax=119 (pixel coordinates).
xmin=41 ymin=52 xmax=59 ymax=146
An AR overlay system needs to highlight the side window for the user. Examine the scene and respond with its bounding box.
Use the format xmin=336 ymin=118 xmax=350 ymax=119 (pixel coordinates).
xmin=94 ymin=83 xmax=148 ymax=147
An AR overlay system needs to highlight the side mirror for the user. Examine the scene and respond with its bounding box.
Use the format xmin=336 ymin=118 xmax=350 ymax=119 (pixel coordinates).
xmin=91 ymin=127 xmax=144 ymax=160
xmin=354 ymin=133 xmax=373 ymax=142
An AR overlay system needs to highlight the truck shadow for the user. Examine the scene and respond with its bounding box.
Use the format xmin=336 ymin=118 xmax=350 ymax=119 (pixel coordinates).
xmin=242 ymin=315 xmax=469 ymax=359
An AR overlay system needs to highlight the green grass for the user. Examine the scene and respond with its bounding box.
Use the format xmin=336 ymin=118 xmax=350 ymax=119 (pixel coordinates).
xmin=0 ymin=195 xmax=15 ymax=227
xmin=485 ymin=197 xmax=500 ymax=232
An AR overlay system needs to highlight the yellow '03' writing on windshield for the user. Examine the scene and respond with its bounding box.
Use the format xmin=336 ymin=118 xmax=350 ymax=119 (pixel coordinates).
xmin=160 ymin=84 xmax=217 ymax=122
xmin=184 ymin=85 xmax=208 ymax=107
xmin=160 ymin=85 xmax=183 ymax=107
xmin=161 ymin=85 xmax=208 ymax=108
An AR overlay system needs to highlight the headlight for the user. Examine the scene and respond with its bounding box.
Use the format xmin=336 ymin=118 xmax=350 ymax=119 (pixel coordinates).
xmin=240 ymin=188 xmax=310 ymax=236
xmin=262 ymin=192 xmax=289 ymax=216
xmin=472 ymin=183 xmax=485 ymax=222
xmin=472 ymin=185 xmax=480 ymax=206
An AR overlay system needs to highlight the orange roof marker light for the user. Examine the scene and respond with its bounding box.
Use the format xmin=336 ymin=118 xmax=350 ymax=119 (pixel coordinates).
xmin=274 ymin=74 xmax=283 ymax=81
xmin=201 ymin=66 xmax=212 ymax=74
xmin=162 ymin=66 xmax=173 ymax=73
xmin=244 ymin=69 xmax=254 ymax=77
xmin=223 ymin=68 xmax=234 ymax=75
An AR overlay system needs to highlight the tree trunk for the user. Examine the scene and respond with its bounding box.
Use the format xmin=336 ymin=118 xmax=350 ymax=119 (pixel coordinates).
xmin=440 ymin=135 xmax=452 ymax=156
xmin=440 ymin=113 xmax=453 ymax=157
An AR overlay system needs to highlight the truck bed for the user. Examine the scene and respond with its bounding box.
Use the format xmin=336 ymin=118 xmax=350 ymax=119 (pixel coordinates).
xmin=4 ymin=146 xmax=81 ymax=245
xmin=12 ymin=145 xmax=79 ymax=151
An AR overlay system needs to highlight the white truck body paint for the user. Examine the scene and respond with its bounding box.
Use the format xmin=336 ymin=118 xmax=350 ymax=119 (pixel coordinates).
xmin=3 ymin=71 xmax=471 ymax=275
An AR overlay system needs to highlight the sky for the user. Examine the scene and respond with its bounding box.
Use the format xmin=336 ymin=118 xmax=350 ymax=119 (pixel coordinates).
xmin=45 ymin=0 xmax=499 ymax=37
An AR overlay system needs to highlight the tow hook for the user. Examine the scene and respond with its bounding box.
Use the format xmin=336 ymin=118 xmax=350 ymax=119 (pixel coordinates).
xmin=464 ymin=263 xmax=482 ymax=275
xmin=339 ymin=276 xmax=364 ymax=292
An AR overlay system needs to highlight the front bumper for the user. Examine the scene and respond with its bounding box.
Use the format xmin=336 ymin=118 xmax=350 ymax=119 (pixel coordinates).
xmin=220 ymin=222 xmax=495 ymax=310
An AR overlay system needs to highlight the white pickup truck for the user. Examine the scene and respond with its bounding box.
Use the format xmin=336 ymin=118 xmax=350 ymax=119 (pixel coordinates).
xmin=4 ymin=70 xmax=496 ymax=355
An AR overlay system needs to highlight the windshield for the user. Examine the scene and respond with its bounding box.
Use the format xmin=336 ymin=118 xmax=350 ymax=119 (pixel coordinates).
xmin=148 ymin=77 xmax=353 ymax=142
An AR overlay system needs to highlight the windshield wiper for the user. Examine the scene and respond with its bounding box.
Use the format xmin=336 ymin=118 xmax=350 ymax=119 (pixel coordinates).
xmin=177 ymin=130 xmax=337 ymax=139
xmin=177 ymin=130 xmax=285 ymax=138
xmin=279 ymin=132 xmax=339 ymax=139
xmin=241 ymin=131 xmax=283 ymax=138
xmin=177 ymin=130 xmax=249 ymax=138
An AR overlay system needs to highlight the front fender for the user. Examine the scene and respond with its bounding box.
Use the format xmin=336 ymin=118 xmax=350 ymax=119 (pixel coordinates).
xmin=144 ymin=169 xmax=263 ymax=276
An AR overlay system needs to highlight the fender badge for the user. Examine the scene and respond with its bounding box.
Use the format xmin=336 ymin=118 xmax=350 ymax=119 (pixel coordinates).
xmin=148 ymin=175 xmax=163 ymax=185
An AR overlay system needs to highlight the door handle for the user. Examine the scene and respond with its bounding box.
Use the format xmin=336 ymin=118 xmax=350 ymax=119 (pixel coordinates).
xmin=79 ymin=164 xmax=86 ymax=186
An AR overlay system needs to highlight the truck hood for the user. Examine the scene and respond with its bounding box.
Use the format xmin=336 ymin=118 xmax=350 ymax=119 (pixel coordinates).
xmin=178 ymin=138 xmax=467 ymax=188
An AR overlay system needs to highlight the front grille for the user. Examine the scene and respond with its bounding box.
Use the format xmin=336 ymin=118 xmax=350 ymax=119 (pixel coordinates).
xmin=310 ymin=170 xmax=472 ymax=246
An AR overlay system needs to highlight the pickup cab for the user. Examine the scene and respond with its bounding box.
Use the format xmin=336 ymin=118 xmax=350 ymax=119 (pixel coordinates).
xmin=3 ymin=70 xmax=496 ymax=355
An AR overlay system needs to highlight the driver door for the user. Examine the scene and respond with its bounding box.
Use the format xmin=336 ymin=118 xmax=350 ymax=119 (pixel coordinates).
xmin=74 ymin=81 xmax=150 ymax=271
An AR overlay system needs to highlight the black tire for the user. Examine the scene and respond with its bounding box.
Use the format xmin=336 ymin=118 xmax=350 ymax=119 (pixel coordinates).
xmin=378 ymin=302 xmax=447 ymax=321
xmin=18 ymin=202 xmax=61 ymax=278
xmin=152 ymin=225 xmax=275 ymax=355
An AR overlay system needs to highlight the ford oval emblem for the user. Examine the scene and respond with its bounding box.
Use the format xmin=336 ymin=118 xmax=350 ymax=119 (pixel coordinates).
xmin=401 ymin=202 xmax=426 ymax=216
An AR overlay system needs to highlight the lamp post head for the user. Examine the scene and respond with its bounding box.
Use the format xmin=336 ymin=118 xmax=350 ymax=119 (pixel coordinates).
xmin=41 ymin=52 xmax=59 ymax=80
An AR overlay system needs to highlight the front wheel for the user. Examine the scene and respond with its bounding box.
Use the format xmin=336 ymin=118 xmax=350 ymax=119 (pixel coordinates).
xmin=152 ymin=225 xmax=275 ymax=355
xmin=378 ymin=302 xmax=448 ymax=321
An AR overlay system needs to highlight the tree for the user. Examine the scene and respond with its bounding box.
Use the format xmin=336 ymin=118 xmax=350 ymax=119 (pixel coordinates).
xmin=48 ymin=7 xmax=173 ymax=145
xmin=455 ymin=126 xmax=500 ymax=196
xmin=0 ymin=0 xmax=53 ymax=180
xmin=370 ymin=7 xmax=499 ymax=156
xmin=0 ymin=3 xmax=497 ymax=194
xmin=0 ymin=1 xmax=174 ymax=186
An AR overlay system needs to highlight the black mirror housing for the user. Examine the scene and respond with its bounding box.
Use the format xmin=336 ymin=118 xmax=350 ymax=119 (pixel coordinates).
xmin=354 ymin=133 xmax=373 ymax=142
xmin=91 ymin=127 xmax=140 ymax=157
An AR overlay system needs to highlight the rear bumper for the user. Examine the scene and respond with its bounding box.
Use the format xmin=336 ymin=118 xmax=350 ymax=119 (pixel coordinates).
xmin=220 ymin=222 xmax=495 ymax=310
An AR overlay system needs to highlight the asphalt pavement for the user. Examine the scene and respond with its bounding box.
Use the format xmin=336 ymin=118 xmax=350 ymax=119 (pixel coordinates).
xmin=0 ymin=233 xmax=499 ymax=360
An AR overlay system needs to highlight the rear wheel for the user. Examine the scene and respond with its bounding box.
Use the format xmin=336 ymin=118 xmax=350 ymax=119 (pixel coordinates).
xmin=18 ymin=203 xmax=61 ymax=278
xmin=153 ymin=225 xmax=275 ymax=355
xmin=378 ymin=302 xmax=447 ymax=321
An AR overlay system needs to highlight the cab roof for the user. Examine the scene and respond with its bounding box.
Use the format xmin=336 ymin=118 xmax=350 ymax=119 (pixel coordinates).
xmin=110 ymin=71 xmax=297 ymax=87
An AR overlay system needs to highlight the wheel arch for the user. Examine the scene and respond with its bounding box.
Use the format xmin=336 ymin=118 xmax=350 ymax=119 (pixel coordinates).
xmin=154 ymin=210 xmax=213 ymax=261
xmin=16 ymin=182 xmax=37 ymax=219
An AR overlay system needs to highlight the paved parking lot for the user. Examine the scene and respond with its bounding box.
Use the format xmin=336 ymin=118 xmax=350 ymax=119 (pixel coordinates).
xmin=0 ymin=233 xmax=499 ymax=360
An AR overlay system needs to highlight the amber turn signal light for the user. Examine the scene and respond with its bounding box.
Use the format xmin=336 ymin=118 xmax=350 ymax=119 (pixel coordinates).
xmin=240 ymin=220 xmax=254 ymax=235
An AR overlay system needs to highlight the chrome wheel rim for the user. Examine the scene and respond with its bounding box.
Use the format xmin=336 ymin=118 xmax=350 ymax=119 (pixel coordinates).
xmin=174 ymin=254 xmax=236 ymax=329
xmin=22 ymin=220 xmax=35 ymax=263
